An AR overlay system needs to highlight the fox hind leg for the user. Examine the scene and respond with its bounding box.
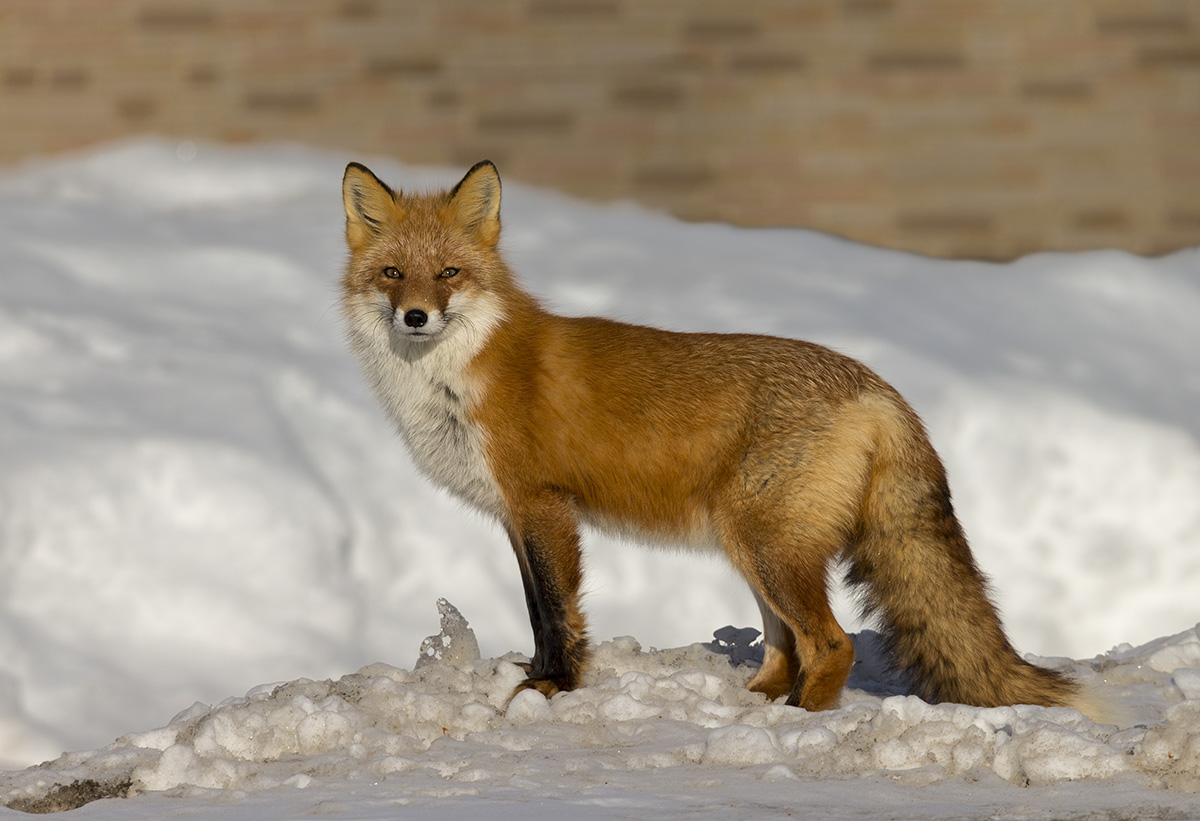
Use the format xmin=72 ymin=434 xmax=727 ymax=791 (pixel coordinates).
xmin=745 ymin=588 xmax=801 ymax=700
xmin=726 ymin=525 xmax=854 ymax=711
xmin=761 ymin=566 xmax=853 ymax=711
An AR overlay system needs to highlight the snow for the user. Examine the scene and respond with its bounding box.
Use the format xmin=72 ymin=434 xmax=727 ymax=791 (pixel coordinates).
xmin=1 ymin=139 xmax=1199 ymax=816
xmin=3 ymin=605 xmax=1200 ymax=818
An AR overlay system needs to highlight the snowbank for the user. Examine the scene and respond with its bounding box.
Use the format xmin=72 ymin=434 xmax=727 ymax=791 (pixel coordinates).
xmin=0 ymin=139 xmax=1199 ymax=782
xmin=3 ymin=603 xmax=1199 ymax=818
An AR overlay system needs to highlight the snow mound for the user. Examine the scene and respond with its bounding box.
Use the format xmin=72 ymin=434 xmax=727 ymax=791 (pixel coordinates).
xmin=3 ymin=608 xmax=1199 ymax=813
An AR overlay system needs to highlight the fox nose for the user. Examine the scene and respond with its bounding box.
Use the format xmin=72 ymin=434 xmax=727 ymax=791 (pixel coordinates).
xmin=403 ymin=309 xmax=428 ymax=328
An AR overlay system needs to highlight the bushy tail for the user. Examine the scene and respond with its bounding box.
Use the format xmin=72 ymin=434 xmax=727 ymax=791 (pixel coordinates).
xmin=846 ymin=403 xmax=1082 ymax=712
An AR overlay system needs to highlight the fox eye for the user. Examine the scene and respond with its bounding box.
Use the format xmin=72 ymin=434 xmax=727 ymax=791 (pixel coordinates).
xmin=382 ymin=266 xmax=402 ymax=279
xmin=439 ymin=267 xmax=460 ymax=279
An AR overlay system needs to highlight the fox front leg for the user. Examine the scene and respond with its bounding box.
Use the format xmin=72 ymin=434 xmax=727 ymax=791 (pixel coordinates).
xmin=506 ymin=493 xmax=590 ymax=698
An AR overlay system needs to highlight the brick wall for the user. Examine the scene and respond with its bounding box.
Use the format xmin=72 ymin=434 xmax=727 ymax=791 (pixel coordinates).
xmin=2 ymin=0 xmax=1198 ymax=259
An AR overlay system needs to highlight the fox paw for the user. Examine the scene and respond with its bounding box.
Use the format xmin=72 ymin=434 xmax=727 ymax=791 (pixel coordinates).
xmin=511 ymin=674 xmax=575 ymax=700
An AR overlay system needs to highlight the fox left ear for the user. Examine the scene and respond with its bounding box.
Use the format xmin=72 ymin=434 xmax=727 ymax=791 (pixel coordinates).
xmin=446 ymin=160 xmax=501 ymax=247
xmin=343 ymin=162 xmax=399 ymax=250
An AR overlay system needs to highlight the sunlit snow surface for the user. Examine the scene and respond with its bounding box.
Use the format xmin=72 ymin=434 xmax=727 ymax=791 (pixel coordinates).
xmin=1 ymin=140 xmax=1199 ymax=816
xmin=3 ymin=603 xmax=1200 ymax=818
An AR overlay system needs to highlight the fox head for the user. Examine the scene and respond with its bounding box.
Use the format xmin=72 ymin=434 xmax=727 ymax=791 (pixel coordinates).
xmin=341 ymin=160 xmax=510 ymax=346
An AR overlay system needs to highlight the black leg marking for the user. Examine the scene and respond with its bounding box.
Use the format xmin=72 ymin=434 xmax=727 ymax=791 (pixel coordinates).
xmin=514 ymin=547 xmax=545 ymax=666
xmin=521 ymin=536 xmax=580 ymax=688
xmin=510 ymin=531 xmax=586 ymax=694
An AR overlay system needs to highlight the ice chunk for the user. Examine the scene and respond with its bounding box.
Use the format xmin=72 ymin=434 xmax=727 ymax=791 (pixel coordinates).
xmin=414 ymin=599 xmax=481 ymax=670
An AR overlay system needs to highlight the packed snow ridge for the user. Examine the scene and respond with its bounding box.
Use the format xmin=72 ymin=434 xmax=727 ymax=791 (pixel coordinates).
xmin=3 ymin=601 xmax=1200 ymax=814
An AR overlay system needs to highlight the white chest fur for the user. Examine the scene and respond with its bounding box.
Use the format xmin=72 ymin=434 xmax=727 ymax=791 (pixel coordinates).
xmin=345 ymin=292 xmax=506 ymax=518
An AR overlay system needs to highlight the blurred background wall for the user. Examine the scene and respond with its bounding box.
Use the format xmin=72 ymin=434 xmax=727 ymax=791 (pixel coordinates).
xmin=2 ymin=0 xmax=1197 ymax=260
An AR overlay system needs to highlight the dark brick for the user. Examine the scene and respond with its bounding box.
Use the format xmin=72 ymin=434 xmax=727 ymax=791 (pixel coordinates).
xmin=685 ymin=19 xmax=759 ymax=42
xmin=1139 ymin=47 xmax=1200 ymax=68
xmin=843 ymin=0 xmax=893 ymax=14
xmin=452 ymin=145 xmax=510 ymax=168
xmin=634 ymin=163 xmax=715 ymax=190
xmin=898 ymin=212 xmax=992 ymax=233
xmin=428 ymin=88 xmax=462 ymax=109
xmin=1168 ymin=210 xmax=1200 ymax=229
xmin=366 ymin=58 xmax=443 ymax=79
xmin=244 ymin=91 xmax=320 ymax=112
xmin=138 ymin=7 xmax=215 ymax=30
xmin=1096 ymin=15 xmax=1190 ymax=35
xmin=116 ymin=96 xmax=158 ymax=120
xmin=610 ymin=81 xmax=684 ymax=108
xmin=1020 ymin=79 xmax=1093 ymax=100
xmin=869 ymin=51 xmax=965 ymax=72
xmin=478 ymin=110 xmax=574 ymax=134
xmin=527 ymin=0 xmax=619 ymax=19
xmin=729 ymin=52 xmax=805 ymax=73
xmin=50 ymin=68 xmax=89 ymax=89
xmin=339 ymin=0 xmax=376 ymax=19
xmin=1074 ymin=209 xmax=1129 ymax=230
xmin=188 ymin=65 xmax=219 ymax=85
xmin=3 ymin=67 xmax=36 ymax=87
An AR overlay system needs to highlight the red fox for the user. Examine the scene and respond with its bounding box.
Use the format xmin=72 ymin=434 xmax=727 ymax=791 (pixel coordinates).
xmin=340 ymin=160 xmax=1085 ymax=714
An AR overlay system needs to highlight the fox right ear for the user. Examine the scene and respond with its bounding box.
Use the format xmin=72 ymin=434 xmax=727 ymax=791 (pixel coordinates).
xmin=342 ymin=163 xmax=399 ymax=249
xmin=446 ymin=160 xmax=502 ymax=247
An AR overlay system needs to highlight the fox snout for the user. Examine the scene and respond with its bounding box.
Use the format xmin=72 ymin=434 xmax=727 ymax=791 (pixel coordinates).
xmin=392 ymin=304 xmax=447 ymax=339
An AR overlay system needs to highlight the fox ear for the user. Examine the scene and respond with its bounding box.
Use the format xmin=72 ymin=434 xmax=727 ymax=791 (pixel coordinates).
xmin=446 ymin=160 xmax=501 ymax=247
xmin=343 ymin=162 xmax=398 ymax=249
